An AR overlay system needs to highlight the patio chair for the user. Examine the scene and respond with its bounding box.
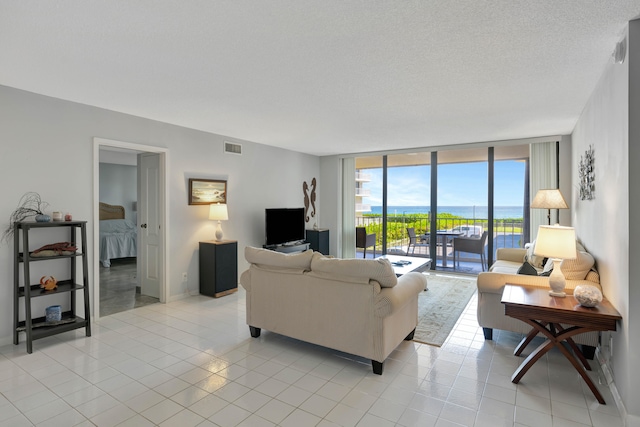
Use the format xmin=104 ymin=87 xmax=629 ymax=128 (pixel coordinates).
xmin=407 ymin=227 xmax=429 ymax=255
xmin=453 ymin=231 xmax=489 ymax=271
xmin=356 ymin=227 xmax=376 ymax=258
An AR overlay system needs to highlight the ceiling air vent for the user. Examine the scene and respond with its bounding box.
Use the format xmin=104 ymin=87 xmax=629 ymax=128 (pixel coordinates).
xmin=224 ymin=141 xmax=242 ymax=155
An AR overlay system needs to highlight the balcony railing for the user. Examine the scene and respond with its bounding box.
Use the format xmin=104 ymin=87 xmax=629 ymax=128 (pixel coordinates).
xmin=356 ymin=203 xmax=372 ymax=212
xmin=355 ymin=214 xmax=524 ymax=252
xmin=355 ymin=188 xmax=371 ymax=197
xmin=355 ymin=172 xmax=372 ymax=181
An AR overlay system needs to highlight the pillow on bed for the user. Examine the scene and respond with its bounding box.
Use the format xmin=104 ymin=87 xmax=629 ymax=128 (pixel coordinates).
xmin=100 ymin=219 xmax=136 ymax=233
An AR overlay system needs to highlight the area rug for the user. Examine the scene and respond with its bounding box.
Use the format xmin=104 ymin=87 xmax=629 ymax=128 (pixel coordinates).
xmin=413 ymin=273 xmax=477 ymax=347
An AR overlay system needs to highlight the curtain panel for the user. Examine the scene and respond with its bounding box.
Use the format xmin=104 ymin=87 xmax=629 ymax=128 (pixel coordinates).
xmin=341 ymin=157 xmax=356 ymax=258
xmin=530 ymin=141 xmax=558 ymax=238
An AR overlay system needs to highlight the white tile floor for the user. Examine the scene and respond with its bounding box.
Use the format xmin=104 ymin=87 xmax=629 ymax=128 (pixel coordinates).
xmin=0 ymin=286 xmax=624 ymax=426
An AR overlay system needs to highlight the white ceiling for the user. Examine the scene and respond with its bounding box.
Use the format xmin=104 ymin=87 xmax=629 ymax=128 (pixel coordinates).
xmin=2 ymin=1 xmax=639 ymax=156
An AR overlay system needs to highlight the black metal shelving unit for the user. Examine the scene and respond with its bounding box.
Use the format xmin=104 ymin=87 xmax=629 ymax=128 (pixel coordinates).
xmin=13 ymin=221 xmax=91 ymax=353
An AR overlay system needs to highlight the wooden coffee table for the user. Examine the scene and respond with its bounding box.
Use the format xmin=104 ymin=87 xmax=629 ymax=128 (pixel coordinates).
xmin=378 ymin=254 xmax=431 ymax=277
xmin=501 ymin=284 xmax=621 ymax=404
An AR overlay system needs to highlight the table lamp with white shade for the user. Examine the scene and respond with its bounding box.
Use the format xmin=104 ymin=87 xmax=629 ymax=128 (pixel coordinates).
xmin=531 ymin=189 xmax=568 ymax=225
xmin=534 ymin=224 xmax=577 ymax=297
xmin=209 ymin=203 xmax=228 ymax=241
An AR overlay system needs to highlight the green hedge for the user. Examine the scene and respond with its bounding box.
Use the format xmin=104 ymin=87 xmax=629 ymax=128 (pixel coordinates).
xmin=360 ymin=213 xmax=523 ymax=246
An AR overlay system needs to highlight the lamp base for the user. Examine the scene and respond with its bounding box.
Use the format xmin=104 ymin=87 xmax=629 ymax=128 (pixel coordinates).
xmin=548 ymin=258 xmax=566 ymax=297
xmin=214 ymin=221 xmax=224 ymax=241
xmin=548 ymin=290 xmax=567 ymax=297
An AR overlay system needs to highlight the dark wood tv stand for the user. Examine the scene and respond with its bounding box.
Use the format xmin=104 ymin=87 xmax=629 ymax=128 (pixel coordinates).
xmin=263 ymin=242 xmax=310 ymax=253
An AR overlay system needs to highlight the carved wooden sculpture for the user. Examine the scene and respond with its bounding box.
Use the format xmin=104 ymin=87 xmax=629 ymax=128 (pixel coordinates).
xmin=303 ymin=178 xmax=317 ymax=223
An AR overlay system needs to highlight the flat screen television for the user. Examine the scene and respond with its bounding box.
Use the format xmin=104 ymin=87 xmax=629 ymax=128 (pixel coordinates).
xmin=265 ymin=208 xmax=306 ymax=246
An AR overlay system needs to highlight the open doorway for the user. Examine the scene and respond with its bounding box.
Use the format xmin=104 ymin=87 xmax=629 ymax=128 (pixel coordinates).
xmin=93 ymin=138 xmax=168 ymax=319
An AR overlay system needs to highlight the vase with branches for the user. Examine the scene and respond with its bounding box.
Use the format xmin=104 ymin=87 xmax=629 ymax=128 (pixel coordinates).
xmin=2 ymin=192 xmax=50 ymax=243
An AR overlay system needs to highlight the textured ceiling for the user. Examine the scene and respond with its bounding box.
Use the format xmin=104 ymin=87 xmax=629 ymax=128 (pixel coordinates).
xmin=2 ymin=1 xmax=639 ymax=156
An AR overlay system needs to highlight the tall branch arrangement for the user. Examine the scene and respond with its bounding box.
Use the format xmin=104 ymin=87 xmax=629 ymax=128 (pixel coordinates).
xmin=2 ymin=192 xmax=50 ymax=243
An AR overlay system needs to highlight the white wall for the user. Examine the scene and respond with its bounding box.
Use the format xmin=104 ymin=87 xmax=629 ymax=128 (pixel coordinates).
xmin=628 ymin=20 xmax=640 ymax=426
xmin=0 ymin=85 xmax=319 ymax=346
xmin=99 ymin=163 xmax=137 ymax=221
xmin=571 ymin=22 xmax=638 ymax=424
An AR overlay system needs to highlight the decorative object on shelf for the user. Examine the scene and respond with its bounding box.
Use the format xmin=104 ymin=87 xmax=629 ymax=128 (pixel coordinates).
xmin=2 ymin=192 xmax=50 ymax=242
xmin=531 ymin=189 xmax=568 ymax=225
xmin=209 ymin=203 xmax=229 ymax=241
xmin=188 ymin=178 xmax=227 ymax=205
xmin=45 ymin=305 xmax=62 ymax=322
xmin=39 ymin=276 xmax=58 ymax=291
xmin=303 ymin=178 xmax=317 ymax=223
xmin=64 ymin=212 xmax=72 ymax=221
xmin=52 ymin=211 xmax=63 ymax=221
xmin=579 ymin=145 xmax=595 ymax=200
xmin=35 ymin=214 xmax=51 ymax=222
xmin=31 ymin=242 xmax=77 ymax=257
xmin=533 ymin=224 xmax=577 ymax=297
xmin=574 ymin=285 xmax=603 ymax=307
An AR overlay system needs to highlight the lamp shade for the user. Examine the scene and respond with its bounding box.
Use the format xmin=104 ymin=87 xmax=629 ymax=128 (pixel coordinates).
xmin=209 ymin=203 xmax=228 ymax=221
xmin=534 ymin=225 xmax=577 ymax=260
xmin=531 ymin=189 xmax=568 ymax=209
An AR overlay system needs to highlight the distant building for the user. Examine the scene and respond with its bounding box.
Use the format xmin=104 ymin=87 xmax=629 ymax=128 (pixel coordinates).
xmin=355 ymin=170 xmax=371 ymax=217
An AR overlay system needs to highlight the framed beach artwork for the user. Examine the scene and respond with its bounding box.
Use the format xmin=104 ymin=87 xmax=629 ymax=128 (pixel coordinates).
xmin=188 ymin=179 xmax=227 ymax=205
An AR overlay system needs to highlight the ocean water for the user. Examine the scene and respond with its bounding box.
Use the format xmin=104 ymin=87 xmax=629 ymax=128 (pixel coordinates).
xmin=370 ymin=206 xmax=523 ymax=219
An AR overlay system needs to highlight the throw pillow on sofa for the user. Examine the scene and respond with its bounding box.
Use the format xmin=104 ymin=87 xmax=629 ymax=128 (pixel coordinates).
xmin=517 ymin=262 xmax=538 ymax=276
xmin=541 ymin=250 xmax=595 ymax=280
xmin=562 ymin=251 xmax=595 ymax=280
xmin=310 ymin=253 xmax=398 ymax=288
xmin=245 ymin=246 xmax=314 ymax=270
xmin=524 ymin=240 xmax=546 ymax=269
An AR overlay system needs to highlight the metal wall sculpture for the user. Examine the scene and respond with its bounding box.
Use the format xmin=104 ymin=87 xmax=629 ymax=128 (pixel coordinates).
xmin=579 ymin=145 xmax=595 ymax=200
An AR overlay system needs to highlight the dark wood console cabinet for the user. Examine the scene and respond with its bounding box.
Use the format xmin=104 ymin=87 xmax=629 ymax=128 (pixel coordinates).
xmin=306 ymin=229 xmax=329 ymax=255
xmin=199 ymin=240 xmax=238 ymax=298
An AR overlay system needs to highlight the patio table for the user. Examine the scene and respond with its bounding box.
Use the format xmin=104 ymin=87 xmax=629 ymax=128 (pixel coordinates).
xmin=421 ymin=231 xmax=463 ymax=268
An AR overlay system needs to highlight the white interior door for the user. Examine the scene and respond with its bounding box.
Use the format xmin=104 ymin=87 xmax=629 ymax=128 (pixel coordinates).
xmin=139 ymin=153 xmax=161 ymax=298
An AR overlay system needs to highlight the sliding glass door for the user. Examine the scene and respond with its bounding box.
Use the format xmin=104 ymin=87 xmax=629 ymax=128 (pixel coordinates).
xmin=352 ymin=144 xmax=529 ymax=273
xmin=386 ymin=153 xmax=431 ymax=257
xmin=494 ymin=145 xmax=528 ymax=250
xmin=436 ymin=148 xmax=488 ymax=271
xmin=355 ymin=156 xmax=382 ymax=258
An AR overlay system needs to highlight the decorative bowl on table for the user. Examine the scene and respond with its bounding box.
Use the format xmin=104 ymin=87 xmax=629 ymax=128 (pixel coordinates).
xmin=573 ymin=285 xmax=603 ymax=307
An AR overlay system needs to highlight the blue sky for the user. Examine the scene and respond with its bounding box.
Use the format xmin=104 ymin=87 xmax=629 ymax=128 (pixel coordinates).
xmin=363 ymin=160 xmax=525 ymax=206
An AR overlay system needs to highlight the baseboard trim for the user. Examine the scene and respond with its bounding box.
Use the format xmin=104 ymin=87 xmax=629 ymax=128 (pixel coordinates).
xmin=167 ymin=292 xmax=192 ymax=302
xmin=595 ymin=346 xmax=627 ymax=424
xmin=627 ymin=414 xmax=640 ymax=427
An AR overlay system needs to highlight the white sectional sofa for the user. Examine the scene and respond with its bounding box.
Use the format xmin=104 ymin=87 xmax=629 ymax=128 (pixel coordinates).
xmin=240 ymin=246 xmax=427 ymax=374
xmin=477 ymin=243 xmax=602 ymax=356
